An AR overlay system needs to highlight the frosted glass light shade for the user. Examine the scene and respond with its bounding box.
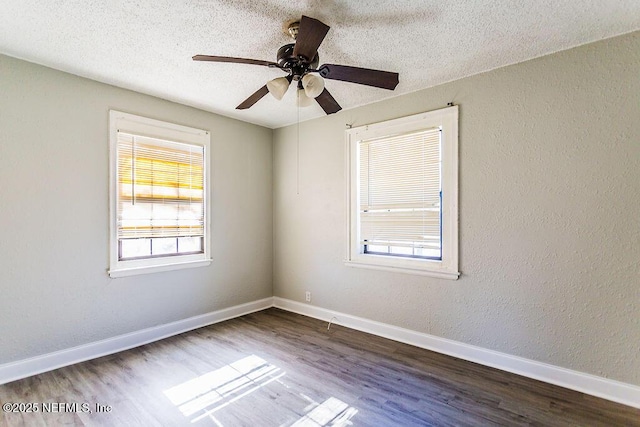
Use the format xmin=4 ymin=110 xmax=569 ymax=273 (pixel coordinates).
xmin=302 ymin=74 xmax=325 ymax=98
xmin=267 ymin=77 xmax=290 ymax=100
xmin=297 ymin=89 xmax=314 ymax=107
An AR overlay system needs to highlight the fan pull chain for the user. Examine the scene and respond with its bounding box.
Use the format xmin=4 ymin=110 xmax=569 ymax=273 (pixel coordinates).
xmin=297 ymin=92 xmax=300 ymax=195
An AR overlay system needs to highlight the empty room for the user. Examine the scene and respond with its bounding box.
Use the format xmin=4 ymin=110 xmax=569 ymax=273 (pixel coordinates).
xmin=1 ymin=1 xmax=639 ymax=426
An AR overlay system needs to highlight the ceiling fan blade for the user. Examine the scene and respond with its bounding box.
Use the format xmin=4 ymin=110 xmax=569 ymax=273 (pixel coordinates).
xmin=293 ymin=16 xmax=330 ymax=62
xmin=236 ymin=85 xmax=269 ymax=110
xmin=193 ymin=55 xmax=279 ymax=68
xmin=318 ymin=64 xmax=399 ymax=90
xmin=315 ymin=88 xmax=342 ymax=115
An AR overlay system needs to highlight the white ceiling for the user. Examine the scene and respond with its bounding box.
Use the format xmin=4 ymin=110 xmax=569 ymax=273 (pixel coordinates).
xmin=1 ymin=1 xmax=639 ymax=129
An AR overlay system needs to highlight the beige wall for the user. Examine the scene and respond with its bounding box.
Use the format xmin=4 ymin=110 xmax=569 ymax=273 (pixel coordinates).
xmin=273 ymin=32 xmax=640 ymax=385
xmin=0 ymin=54 xmax=273 ymax=364
xmin=1 ymin=31 xmax=638 ymax=387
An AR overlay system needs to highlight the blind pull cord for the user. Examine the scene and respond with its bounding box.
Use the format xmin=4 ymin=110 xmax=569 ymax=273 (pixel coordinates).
xmin=131 ymin=136 xmax=136 ymax=206
xmin=297 ymin=92 xmax=300 ymax=195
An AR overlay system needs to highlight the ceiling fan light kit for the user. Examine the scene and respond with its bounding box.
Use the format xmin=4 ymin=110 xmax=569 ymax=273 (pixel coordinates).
xmin=297 ymin=89 xmax=314 ymax=108
xmin=193 ymin=15 xmax=399 ymax=115
xmin=266 ymin=76 xmax=291 ymax=100
xmin=301 ymin=73 xmax=324 ymax=98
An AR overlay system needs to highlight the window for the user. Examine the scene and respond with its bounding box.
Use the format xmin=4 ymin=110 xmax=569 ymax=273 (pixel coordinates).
xmin=109 ymin=111 xmax=211 ymax=278
xmin=345 ymin=106 xmax=459 ymax=279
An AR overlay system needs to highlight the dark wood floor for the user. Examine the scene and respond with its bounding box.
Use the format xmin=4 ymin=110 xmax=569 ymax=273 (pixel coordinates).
xmin=1 ymin=308 xmax=638 ymax=426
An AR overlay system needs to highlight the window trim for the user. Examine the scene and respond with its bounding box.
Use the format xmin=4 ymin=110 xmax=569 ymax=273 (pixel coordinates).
xmin=344 ymin=106 xmax=459 ymax=279
xmin=108 ymin=110 xmax=212 ymax=278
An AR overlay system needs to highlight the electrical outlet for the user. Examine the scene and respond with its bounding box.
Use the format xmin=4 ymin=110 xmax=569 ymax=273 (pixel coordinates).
xmin=305 ymin=291 xmax=311 ymax=302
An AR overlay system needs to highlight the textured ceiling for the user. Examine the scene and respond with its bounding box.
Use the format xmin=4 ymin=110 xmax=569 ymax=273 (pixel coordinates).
xmin=1 ymin=1 xmax=639 ymax=129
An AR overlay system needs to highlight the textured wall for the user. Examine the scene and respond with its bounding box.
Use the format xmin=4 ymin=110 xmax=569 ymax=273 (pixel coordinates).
xmin=0 ymin=55 xmax=273 ymax=364
xmin=273 ymin=32 xmax=640 ymax=385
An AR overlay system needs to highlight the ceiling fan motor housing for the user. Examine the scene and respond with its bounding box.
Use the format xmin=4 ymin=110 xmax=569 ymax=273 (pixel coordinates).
xmin=276 ymin=43 xmax=319 ymax=80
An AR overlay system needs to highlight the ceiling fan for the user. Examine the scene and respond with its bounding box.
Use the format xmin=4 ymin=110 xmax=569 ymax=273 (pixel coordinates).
xmin=193 ymin=15 xmax=399 ymax=115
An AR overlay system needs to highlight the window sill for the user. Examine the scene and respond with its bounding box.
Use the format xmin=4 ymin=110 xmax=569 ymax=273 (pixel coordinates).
xmin=109 ymin=259 xmax=212 ymax=278
xmin=344 ymin=259 xmax=460 ymax=280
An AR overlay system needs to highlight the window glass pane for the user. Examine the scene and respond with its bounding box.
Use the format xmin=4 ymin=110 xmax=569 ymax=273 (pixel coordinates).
xmin=178 ymin=237 xmax=203 ymax=253
xmin=152 ymin=237 xmax=178 ymax=256
xmin=390 ymin=246 xmax=413 ymax=255
xmin=120 ymin=238 xmax=151 ymax=259
xmin=366 ymin=244 xmax=390 ymax=253
xmin=415 ymin=247 xmax=441 ymax=258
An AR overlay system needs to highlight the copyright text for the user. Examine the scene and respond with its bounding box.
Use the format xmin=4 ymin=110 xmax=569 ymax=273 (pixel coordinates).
xmin=2 ymin=402 xmax=112 ymax=414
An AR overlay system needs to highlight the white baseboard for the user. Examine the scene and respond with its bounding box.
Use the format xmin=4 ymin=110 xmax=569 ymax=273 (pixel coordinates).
xmin=0 ymin=297 xmax=274 ymax=385
xmin=273 ymin=297 xmax=640 ymax=409
xmin=3 ymin=296 xmax=638 ymax=410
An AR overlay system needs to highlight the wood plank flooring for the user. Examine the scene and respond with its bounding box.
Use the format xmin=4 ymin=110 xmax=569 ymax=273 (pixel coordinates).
xmin=1 ymin=308 xmax=638 ymax=426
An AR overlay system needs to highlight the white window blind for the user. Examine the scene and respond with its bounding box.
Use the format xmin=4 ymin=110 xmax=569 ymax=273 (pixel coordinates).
xmin=359 ymin=127 xmax=441 ymax=259
xmin=116 ymin=132 xmax=205 ymax=260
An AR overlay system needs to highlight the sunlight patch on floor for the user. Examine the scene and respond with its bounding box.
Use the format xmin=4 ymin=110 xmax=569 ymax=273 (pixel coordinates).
xmin=164 ymin=355 xmax=282 ymax=418
xmin=291 ymin=397 xmax=358 ymax=427
xmin=164 ymin=354 xmax=358 ymax=426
